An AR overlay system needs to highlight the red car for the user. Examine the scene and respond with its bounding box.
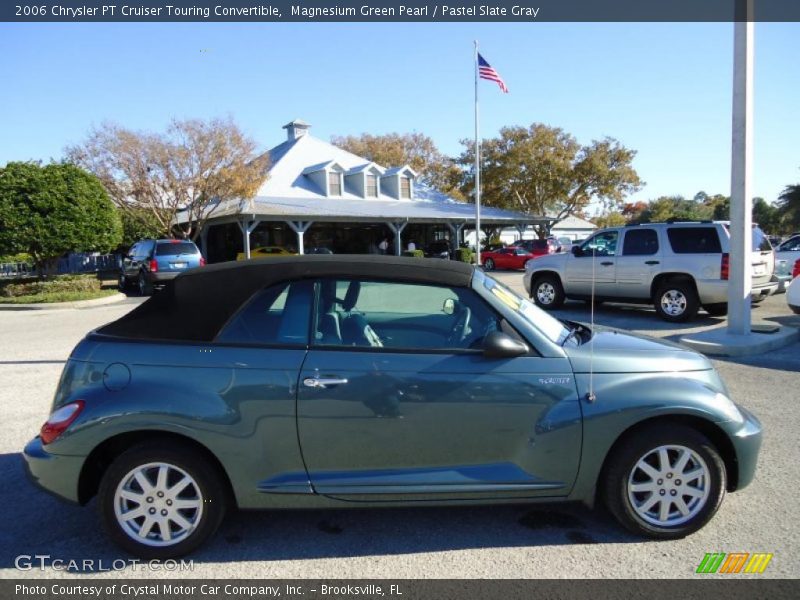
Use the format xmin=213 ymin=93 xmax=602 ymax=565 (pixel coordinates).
xmin=519 ymin=238 xmax=560 ymax=256
xmin=481 ymin=246 xmax=536 ymax=271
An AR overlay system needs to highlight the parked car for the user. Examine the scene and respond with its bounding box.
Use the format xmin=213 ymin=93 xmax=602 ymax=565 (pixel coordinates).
xmin=236 ymin=246 xmax=294 ymax=261
xmin=306 ymin=247 xmax=333 ymax=255
xmin=518 ymin=238 xmax=559 ymax=257
xmin=524 ymin=221 xmax=777 ymax=322
xmin=787 ymin=259 xmax=800 ymax=314
xmin=24 ymin=256 xmax=761 ymax=557
xmin=424 ymin=240 xmax=453 ymax=259
xmin=775 ymin=235 xmax=800 ymax=274
xmin=119 ymin=239 xmax=204 ymax=296
xmin=481 ymin=246 xmax=536 ymax=271
xmin=556 ymin=237 xmax=574 ymax=254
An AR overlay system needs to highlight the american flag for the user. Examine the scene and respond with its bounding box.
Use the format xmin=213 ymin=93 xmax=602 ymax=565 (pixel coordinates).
xmin=478 ymin=53 xmax=509 ymax=93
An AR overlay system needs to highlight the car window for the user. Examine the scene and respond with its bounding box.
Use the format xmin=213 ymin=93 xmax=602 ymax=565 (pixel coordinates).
xmin=155 ymin=241 xmax=199 ymax=256
xmin=780 ymin=237 xmax=800 ymax=252
xmin=580 ymin=231 xmax=618 ymax=257
xmin=128 ymin=243 xmax=139 ymax=257
xmin=312 ymin=279 xmax=502 ymax=351
xmin=514 ymin=248 xmax=529 ymax=255
xmin=622 ymin=229 xmax=659 ymax=256
xmin=215 ymin=280 xmax=313 ymax=346
xmin=667 ymin=227 xmax=722 ymax=254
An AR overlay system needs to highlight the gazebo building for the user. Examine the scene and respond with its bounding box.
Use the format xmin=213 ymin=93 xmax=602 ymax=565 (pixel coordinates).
xmin=180 ymin=120 xmax=549 ymax=263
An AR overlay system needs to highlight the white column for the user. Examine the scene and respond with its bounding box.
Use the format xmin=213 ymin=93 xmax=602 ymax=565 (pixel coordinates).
xmin=386 ymin=222 xmax=407 ymax=256
xmin=286 ymin=221 xmax=313 ymax=255
xmin=446 ymin=222 xmax=465 ymax=250
xmin=237 ymin=220 xmax=260 ymax=259
xmin=728 ymin=13 xmax=754 ymax=336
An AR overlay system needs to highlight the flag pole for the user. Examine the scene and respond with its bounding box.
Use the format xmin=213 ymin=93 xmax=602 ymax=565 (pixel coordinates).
xmin=474 ymin=40 xmax=482 ymax=266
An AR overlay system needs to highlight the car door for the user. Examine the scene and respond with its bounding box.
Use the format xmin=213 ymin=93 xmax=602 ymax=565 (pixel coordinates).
xmin=564 ymin=230 xmax=619 ymax=296
xmin=296 ymin=278 xmax=582 ymax=501
xmin=616 ymin=228 xmax=661 ymax=299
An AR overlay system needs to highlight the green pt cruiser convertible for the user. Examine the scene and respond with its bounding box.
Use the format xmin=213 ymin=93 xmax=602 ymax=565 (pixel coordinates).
xmin=23 ymin=256 xmax=762 ymax=558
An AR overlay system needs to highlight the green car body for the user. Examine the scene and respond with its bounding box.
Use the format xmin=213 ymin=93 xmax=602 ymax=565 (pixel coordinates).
xmin=23 ymin=256 xmax=762 ymax=557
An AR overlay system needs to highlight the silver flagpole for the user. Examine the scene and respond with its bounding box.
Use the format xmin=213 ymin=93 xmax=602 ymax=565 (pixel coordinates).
xmin=474 ymin=40 xmax=482 ymax=266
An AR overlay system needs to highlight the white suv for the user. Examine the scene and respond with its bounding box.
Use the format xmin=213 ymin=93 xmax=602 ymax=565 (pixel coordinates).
xmin=523 ymin=221 xmax=777 ymax=322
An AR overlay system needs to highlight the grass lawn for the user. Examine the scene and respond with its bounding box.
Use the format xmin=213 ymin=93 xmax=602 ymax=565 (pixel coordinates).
xmin=0 ymin=288 xmax=118 ymax=304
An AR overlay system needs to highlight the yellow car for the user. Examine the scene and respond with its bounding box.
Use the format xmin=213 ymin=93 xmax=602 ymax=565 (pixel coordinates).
xmin=236 ymin=246 xmax=295 ymax=261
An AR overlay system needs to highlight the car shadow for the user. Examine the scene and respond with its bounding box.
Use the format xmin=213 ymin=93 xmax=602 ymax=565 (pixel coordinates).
xmin=0 ymin=452 xmax=641 ymax=573
xmin=552 ymin=300 xmax=725 ymax=332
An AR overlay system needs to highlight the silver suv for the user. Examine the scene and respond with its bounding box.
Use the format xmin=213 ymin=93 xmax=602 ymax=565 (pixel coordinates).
xmin=523 ymin=221 xmax=777 ymax=322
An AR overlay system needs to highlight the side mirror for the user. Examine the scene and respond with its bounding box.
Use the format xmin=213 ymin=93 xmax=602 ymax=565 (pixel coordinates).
xmin=571 ymin=246 xmax=581 ymax=256
xmin=482 ymin=331 xmax=529 ymax=359
xmin=443 ymin=298 xmax=456 ymax=315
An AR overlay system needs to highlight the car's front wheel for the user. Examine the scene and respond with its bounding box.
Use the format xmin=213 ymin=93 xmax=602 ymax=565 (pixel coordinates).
xmin=603 ymin=424 xmax=726 ymax=539
xmin=98 ymin=442 xmax=228 ymax=559
xmin=531 ymin=274 xmax=565 ymax=309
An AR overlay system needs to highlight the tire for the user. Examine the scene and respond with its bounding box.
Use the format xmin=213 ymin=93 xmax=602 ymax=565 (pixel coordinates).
xmin=118 ymin=274 xmax=129 ymax=292
xmin=602 ymin=424 xmax=726 ymax=539
xmin=791 ymin=304 xmax=800 ymax=315
xmin=704 ymin=303 xmax=728 ymax=317
xmin=98 ymin=441 xmax=228 ymax=559
xmin=138 ymin=272 xmax=153 ymax=296
xmin=483 ymin=258 xmax=495 ymax=271
xmin=531 ymin=274 xmax=565 ymax=309
xmin=654 ymin=279 xmax=699 ymax=322
xmin=752 ymin=295 xmax=766 ymax=304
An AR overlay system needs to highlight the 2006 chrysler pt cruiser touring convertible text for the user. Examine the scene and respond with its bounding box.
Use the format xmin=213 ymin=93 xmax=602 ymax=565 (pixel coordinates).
xmin=23 ymin=256 xmax=762 ymax=558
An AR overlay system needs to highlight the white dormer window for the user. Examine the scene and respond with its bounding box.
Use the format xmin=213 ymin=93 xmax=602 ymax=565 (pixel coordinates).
xmin=400 ymin=176 xmax=412 ymax=199
xmin=328 ymin=171 xmax=342 ymax=196
xmin=366 ymin=174 xmax=379 ymax=198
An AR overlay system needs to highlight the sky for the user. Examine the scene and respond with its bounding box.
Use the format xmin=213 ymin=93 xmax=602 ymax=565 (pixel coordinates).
xmin=1 ymin=21 xmax=798 ymax=209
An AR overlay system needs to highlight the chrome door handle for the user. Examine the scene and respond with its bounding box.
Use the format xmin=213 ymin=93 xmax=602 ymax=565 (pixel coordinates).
xmin=303 ymin=377 xmax=348 ymax=389
xmin=600 ymin=261 xmax=613 ymax=266
xmin=645 ymin=260 xmax=660 ymax=265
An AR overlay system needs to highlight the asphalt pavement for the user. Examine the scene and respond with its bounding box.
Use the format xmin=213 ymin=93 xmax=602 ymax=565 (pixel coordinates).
xmin=0 ymin=279 xmax=798 ymax=579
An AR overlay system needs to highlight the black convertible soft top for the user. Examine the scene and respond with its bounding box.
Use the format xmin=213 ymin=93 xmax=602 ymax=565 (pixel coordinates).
xmin=96 ymin=255 xmax=475 ymax=342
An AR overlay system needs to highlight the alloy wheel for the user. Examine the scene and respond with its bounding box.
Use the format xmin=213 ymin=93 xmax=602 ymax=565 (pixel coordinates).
xmin=627 ymin=445 xmax=710 ymax=527
xmin=114 ymin=462 xmax=204 ymax=547
xmin=536 ymin=282 xmax=556 ymax=305
xmin=660 ymin=289 xmax=687 ymax=316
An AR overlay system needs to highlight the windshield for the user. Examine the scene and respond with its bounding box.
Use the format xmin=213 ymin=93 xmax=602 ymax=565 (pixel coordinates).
xmin=480 ymin=273 xmax=570 ymax=344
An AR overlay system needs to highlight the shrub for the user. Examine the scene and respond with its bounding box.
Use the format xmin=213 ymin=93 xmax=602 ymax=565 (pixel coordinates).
xmin=2 ymin=274 xmax=101 ymax=298
xmin=454 ymin=247 xmax=474 ymax=263
xmin=402 ymin=250 xmax=425 ymax=258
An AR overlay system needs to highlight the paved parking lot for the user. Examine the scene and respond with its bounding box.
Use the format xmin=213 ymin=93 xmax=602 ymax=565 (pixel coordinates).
xmin=0 ymin=276 xmax=798 ymax=579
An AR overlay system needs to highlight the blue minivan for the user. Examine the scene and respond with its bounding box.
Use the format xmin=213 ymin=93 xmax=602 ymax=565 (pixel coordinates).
xmin=119 ymin=239 xmax=205 ymax=295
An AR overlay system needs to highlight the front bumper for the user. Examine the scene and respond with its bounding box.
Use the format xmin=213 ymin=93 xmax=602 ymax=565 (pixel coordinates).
xmin=724 ymin=405 xmax=763 ymax=491
xmin=23 ymin=437 xmax=85 ymax=504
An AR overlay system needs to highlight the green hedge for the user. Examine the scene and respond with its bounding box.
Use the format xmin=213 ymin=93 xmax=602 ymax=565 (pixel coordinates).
xmin=402 ymin=250 xmax=425 ymax=258
xmin=1 ymin=274 xmax=101 ymax=298
xmin=454 ymin=247 xmax=475 ymax=263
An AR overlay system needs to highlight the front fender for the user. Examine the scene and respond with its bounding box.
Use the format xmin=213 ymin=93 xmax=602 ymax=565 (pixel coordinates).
xmin=568 ymin=371 xmax=739 ymax=503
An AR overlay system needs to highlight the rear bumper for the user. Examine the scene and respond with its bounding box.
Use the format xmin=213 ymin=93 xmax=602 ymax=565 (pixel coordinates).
xmin=700 ymin=280 xmax=778 ymax=304
xmin=23 ymin=437 xmax=84 ymax=504
xmin=148 ymin=271 xmax=180 ymax=284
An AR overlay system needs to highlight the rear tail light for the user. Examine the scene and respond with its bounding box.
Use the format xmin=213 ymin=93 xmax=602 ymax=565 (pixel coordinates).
xmin=40 ymin=401 xmax=84 ymax=445
xmin=721 ymin=253 xmax=729 ymax=280
xmin=793 ymin=259 xmax=800 ymax=279
xmin=200 ymin=257 xmax=206 ymax=267
xmin=149 ymin=259 xmax=158 ymax=272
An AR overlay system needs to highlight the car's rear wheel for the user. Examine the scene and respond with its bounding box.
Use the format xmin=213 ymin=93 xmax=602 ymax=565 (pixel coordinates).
xmin=654 ymin=280 xmax=699 ymax=322
xmin=118 ymin=274 xmax=129 ymax=292
xmin=483 ymin=258 xmax=495 ymax=271
xmin=704 ymin=303 xmax=728 ymax=317
xmin=98 ymin=442 xmax=228 ymax=559
xmin=531 ymin=274 xmax=565 ymax=309
xmin=138 ymin=272 xmax=153 ymax=296
xmin=603 ymin=424 xmax=726 ymax=539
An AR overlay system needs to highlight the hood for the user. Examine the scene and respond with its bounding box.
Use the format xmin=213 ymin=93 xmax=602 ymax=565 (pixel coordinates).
xmin=564 ymin=327 xmax=714 ymax=374
xmin=527 ymin=253 xmax=569 ymax=269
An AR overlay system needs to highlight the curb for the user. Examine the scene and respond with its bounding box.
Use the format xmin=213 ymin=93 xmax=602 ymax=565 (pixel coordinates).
xmin=0 ymin=292 xmax=129 ymax=311
xmin=679 ymin=325 xmax=800 ymax=357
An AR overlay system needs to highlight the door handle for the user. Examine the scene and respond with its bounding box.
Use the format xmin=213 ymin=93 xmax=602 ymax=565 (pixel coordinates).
xmin=303 ymin=377 xmax=349 ymax=389
xmin=600 ymin=261 xmax=613 ymax=266
xmin=645 ymin=260 xmax=660 ymax=265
